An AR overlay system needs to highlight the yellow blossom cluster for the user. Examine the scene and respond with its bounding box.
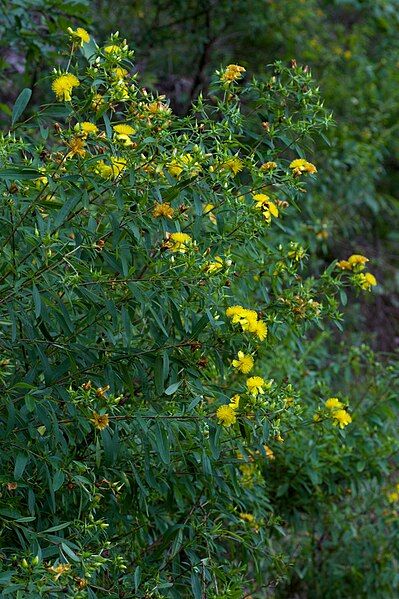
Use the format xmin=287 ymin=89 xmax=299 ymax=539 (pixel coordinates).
xmin=260 ymin=161 xmax=277 ymax=172
xmin=152 ymin=202 xmax=174 ymax=219
xmin=337 ymin=254 xmax=377 ymax=291
xmin=204 ymin=256 xmax=224 ymax=274
xmin=252 ymin=193 xmax=279 ymax=223
xmin=232 ymin=351 xmax=254 ymax=374
xmin=95 ymin=157 xmax=127 ymax=179
xmin=289 ymin=158 xmax=317 ymax=176
xmin=51 ymin=73 xmax=80 ymax=102
xmin=221 ymin=64 xmax=246 ymax=83
xmin=90 ymin=412 xmax=110 ymax=430
xmin=67 ymin=26 xmax=90 ymax=46
xmin=75 ymin=122 xmax=98 ymax=136
xmin=225 ymin=305 xmax=267 ymax=341
xmin=47 ymin=563 xmax=71 ymax=580
xmin=168 ymin=154 xmax=202 ymax=178
xmin=387 ymin=483 xmax=399 ymax=503
xmin=325 ymin=397 xmax=352 ymax=429
xmin=216 ymin=394 xmax=241 ymax=427
xmin=246 ymin=376 xmax=266 ymax=396
xmin=220 ymin=156 xmax=243 ymax=175
xmin=165 ymin=232 xmax=193 ymax=253
xmin=113 ymin=123 xmax=136 ymax=146
xmin=239 ymin=512 xmax=260 ymax=531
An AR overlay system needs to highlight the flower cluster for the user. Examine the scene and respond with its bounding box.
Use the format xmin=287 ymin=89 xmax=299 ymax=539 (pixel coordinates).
xmin=289 ymin=158 xmax=317 ymax=176
xmin=252 ymin=193 xmax=279 ymax=223
xmin=67 ymin=26 xmax=90 ymax=46
xmin=225 ymin=305 xmax=267 ymax=341
xmin=51 ymin=73 xmax=80 ymax=102
xmin=232 ymin=351 xmax=254 ymax=374
xmin=325 ymin=397 xmax=352 ymax=429
xmin=387 ymin=483 xmax=399 ymax=504
xmin=216 ymin=394 xmax=240 ymax=427
xmin=221 ymin=64 xmax=246 ymax=83
xmin=337 ymin=254 xmax=377 ymax=291
xmin=165 ymin=232 xmax=193 ymax=253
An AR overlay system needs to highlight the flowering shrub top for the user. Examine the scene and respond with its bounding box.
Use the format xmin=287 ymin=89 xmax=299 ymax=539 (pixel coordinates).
xmin=0 ymin=30 xmax=385 ymax=598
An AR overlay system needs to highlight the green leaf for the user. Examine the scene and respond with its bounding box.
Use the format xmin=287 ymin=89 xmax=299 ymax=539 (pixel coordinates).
xmin=12 ymin=88 xmax=32 ymax=125
xmin=14 ymin=453 xmax=29 ymax=480
xmin=61 ymin=542 xmax=80 ymax=562
xmin=154 ymin=424 xmax=170 ymax=465
xmin=42 ymin=522 xmax=71 ymax=533
xmin=32 ymin=284 xmax=42 ymax=318
xmin=52 ymin=471 xmax=65 ymax=492
xmin=154 ymin=355 xmax=164 ymax=395
xmin=190 ymin=571 xmax=202 ymax=599
xmin=134 ymin=566 xmax=141 ymax=592
xmin=0 ymin=167 xmax=40 ymax=180
xmin=164 ymin=381 xmax=181 ymax=395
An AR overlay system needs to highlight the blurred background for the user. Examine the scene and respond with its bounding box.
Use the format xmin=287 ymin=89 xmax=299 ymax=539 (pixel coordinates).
xmin=1 ymin=0 xmax=398 ymax=351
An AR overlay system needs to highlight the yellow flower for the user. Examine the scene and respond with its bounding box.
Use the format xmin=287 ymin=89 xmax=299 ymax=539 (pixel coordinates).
xmin=260 ymin=161 xmax=277 ymax=171
xmin=289 ymin=158 xmax=317 ymax=175
xmin=325 ymin=397 xmax=343 ymax=410
xmin=113 ymin=124 xmax=135 ymax=135
xmin=77 ymin=122 xmax=98 ymax=136
xmin=51 ymin=73 xmax=80 ymax=102
xmin=230 ymin=307 xmax=257 ymax=331
xmin=166 ymin=232 xmax=193 ymax=253
xmin=252 ymin=193 xmax=271 ymax=210
xmin=337 ymin=260 xmax=352 ymax=270
xmin=168 ymin=154 xmax=201 ymax=178
xmin=221 ymin=156 xmax=243 ymax=175
xmin=239 ymin=512 xmax=259 ymax=530
xmin=348 ymin=254 xmax=369 ymax=270
xmin=112 ymin=67 xmax=129 ymax=79
xmin=230 ymin=394 xmax=240 ymax=409
xmin=67 ymin=136 xmax=86 ymax=157
xmin=90 ymin=412 xmax=110 ymax=430
xmin=254 ymin=320 xmax=267 ymax=341
xmin=264 ymin=445 xmax=275 ymax=460
xmin=225 ymin=305 xmax=267 ymax=341
xmin=95 ymin=157 xmax=127 ymax=179
xmin=104 ymin=44 xmax=121 ymax=54
xmin=147 ymin=100 xmax=171 ymax=115
xmin=232 ymin=351 xmax=254 ymax=374
xmin=113 ymin=123 xmax=135 ymax=146
xmin=221 ymin=64 xmax=246 ymax=82
xmin=359 ymin=272 xmax=377 ymax=291
xmin=67 ymin=26 xmax=90 ymax=45
xmin=92 ymin=94 xmax=105 ymax=111
xmin=239 ymin=512 xmax=255 ymax=523
xmin=246 ymin=376 xmax=266 ymax=396
xmin=216 ymin=404 xmax=237 ymax=427
xmin=332 ymin=409 xmax=352 ymax=429
xmin=48 ymin=563 xmax=71 ymax=581
xmin=204 ymin=256 xmax=224 ymax=274
xmin=388 ymin=491 xmax=399 ymax=503
xmin=252 ymin=193 xmax=279 ymax=223
xmin=203 ymin=203 xmax=217 ymax=224
xmin=152 ymin=203 xmax=174 ymax=219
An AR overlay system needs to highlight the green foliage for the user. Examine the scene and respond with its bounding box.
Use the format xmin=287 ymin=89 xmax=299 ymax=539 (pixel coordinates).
xmin=0 ymin=5 xmax=398 ymax=599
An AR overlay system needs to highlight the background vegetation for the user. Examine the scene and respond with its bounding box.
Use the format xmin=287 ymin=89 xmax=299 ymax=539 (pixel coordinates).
xmin=0 ymin=1 xmax=398 ymax=597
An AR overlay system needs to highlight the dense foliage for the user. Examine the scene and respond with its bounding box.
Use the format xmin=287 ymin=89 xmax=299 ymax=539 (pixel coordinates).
xmin=0 ymin=3 xmax=398 ymax=598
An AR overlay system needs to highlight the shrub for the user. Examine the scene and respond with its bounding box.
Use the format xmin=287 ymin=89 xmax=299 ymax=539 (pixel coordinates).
xmin=0 ymin=29 xmax=396 ymax=599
